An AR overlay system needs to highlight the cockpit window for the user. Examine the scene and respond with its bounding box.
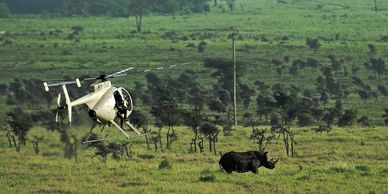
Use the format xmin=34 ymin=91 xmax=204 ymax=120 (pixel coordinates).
xmin=119 ymin=88 xmax=133 ymax=111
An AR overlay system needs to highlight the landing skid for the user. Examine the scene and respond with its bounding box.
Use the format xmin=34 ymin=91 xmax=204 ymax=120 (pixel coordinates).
xmin=83 ymin=120 xmax=150 ymax=143
xmin=82 ymin=134 xmax=108 ymax=144
xmin=110 ymin=120 xmax=151 ymax=139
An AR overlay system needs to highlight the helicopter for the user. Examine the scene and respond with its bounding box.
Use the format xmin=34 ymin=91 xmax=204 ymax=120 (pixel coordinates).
xmin=43 ymin=64 xmax=189 ymax=143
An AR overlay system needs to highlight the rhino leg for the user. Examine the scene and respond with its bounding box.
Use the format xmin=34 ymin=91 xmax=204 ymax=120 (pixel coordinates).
xmin=251 ymin=167 xmax=258 ymax=174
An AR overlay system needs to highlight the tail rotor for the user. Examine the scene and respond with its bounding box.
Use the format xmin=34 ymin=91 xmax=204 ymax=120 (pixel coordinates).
xmin=55 ymin=93 xmax=67 ymax=122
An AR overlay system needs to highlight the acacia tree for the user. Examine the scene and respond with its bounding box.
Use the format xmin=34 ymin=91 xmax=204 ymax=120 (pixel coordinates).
xmin=204 ymin=58 xmax=247 ymax=96
xmin=382 ymin=109 xmax=388 ymax=125
xmin=151 ymin=94 xmax=180 ymax=149
xmin=208 ymin=89 xmax=233 ymax=135
xmin=129 ymin=0 xmax=152 ymax=33
xmin=199 ymin=122 xmax=219 ymax=155
xmin=5 ymin=108 xmax=33 ymax=152
xmin=182 ymin=107 xmax=206 ymax=153
xmin=130 ymin=110 xmax=150 ymax=149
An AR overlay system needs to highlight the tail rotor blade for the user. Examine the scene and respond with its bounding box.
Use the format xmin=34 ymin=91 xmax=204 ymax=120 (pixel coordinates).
xmin=55 ymin=111 xmax=59 ymax=122
xmin=57 ymin=93 xmax=61 ymax=106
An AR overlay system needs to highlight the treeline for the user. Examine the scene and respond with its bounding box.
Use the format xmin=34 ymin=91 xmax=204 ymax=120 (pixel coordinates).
xmin=1 ymin=0 xmax=210 ymax=17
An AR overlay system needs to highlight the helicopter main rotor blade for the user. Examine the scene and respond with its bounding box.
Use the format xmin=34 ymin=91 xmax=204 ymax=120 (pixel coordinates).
xmin=124 ymin=62 xmax=192 ymax=76
xmin=81 ymin=67 xmax=135 ymax=81
xmin=106 ymin=67 xmax=134 ymax=78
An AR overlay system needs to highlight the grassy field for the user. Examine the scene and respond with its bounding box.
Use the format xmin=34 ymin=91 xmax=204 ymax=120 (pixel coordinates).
xmin=1 ymin=0 xmax=388 ymax=193
xmin=0 ymin=125 xmax=387 ymax=193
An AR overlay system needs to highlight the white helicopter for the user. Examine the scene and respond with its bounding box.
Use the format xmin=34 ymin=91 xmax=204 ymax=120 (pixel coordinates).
xmin=42 ymin=66 xmax=164 ymax=143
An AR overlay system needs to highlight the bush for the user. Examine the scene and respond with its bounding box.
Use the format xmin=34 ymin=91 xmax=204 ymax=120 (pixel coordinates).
xmin=357 ymin=116 xmax=369 ymax=126
xmin=158 ymin=158 xmax=171 ymax=170
xmin=354 ymin=165 xmax=370 ymax=172
xmin=297 ymin=113 xmax=315 ymax=126
xmin=198 ymin=41 xmax=207 ymax=53
xmin=338 ymin=109 xmax=358 ymax=127
xmin=199 ymin=169 xmax=216 ymax=182
xmin=306 ymin=37 xmax=320 ymax=50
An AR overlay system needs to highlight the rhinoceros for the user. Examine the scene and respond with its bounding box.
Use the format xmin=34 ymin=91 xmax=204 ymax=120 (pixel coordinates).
xmin=219 ymin=151 xmax=279 ymax=174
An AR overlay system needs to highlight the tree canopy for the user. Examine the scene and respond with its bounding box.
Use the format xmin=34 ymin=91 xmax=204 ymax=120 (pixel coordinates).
xmin=4 ymin=0 xmax=211 ymax=16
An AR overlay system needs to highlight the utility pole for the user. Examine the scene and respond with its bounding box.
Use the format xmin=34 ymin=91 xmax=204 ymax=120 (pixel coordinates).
xmin=231 ymin=29 xmax=239 ymax=126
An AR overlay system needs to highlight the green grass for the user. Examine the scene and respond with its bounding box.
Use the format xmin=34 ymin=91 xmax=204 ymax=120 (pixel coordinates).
xmin=0 ymin=125 xmax=387 ymax=193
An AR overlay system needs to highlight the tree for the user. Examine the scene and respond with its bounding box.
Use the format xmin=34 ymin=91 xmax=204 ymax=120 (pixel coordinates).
xmin=357 ymin=89 xmax=370 ymax=102
xmin=373 ymin=0 xmax=378 ymax=12
xmin=150 ymin=94 xmax=180 ymax=149
xmin=227 ymin=0 xmax=236 ymax=11
xmin=0 ymin=2 xmax=11 ymax=18
xmin=328 ymin=54 xmax=342 ymax=76
xmin=129 ymin=0 xmax=152 ymax=33
xmin=338 ymin=109 xmax=358 ymax=127
xmin=182 ymin=107 xmax=206 ymax=153
xmin=204 ymin=58 xmax=247 ymax=95
xmin=239 ymin=83 xmax=255 ymax=107
xmin=370 ymin=57 xmax=386 ymax=78
xmin=199 ymin=122 xmax=219 ymax=155
xmin=377 ymin=85 xmax=388 ymax=97
xmin=6 ymin=108 xmax=33 ymax=152
xmin=289 ymin=63 xmax=299 ymax=77
xmin=368 ymin=43 xmax=376 ymax=54
xmin=208 ymin=89 xmax=234 ymax=135
xmin=306 ymin=38 xmax=320 ymax=51
xmin=382 ymin=109 xmax=388 ymax=125
xmin=130 ymin=110 xmax=150 ymax=149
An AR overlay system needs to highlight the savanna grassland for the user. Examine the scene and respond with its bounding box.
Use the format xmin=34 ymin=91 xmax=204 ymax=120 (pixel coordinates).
xmin=0 ymin=0 xmax=388 ymax=193
xmin=0 ymin=126 xmax=387 ymax=193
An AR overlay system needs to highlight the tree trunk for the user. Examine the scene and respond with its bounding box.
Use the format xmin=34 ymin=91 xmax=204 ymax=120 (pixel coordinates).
xmin=159 ymin=137 xmax=164 ymax=152
xmin=32 ymin=142 xmax=39 ymax=154
xmin=208 ymin=136 xmax=212 ymax=151
xmin=198 ymin=137 xmax=204 ymax=152
xmin=11 ymin=135 xmax=20 ymax=153
xmin=213 ymin=137 xmax=217 ymax=155
xmin=6 ymin=133 xmax=13 ymax=148
xmin=374 ymin=0 xmax=378 ymax=12
xmin=193 ymin=129 xmax=198 ymax=152
xmin=135 ymin=13 xmax=142 ymax=33
xmin=190 ymin=139 xmax=194 ymax=152
xmin=166 ymin=128 xmax=170 ymax=149
xmin=154 ymin=141 xmax=158 ymax=150
xmin=283 ymin=133 xmax=289 ymax=156
xmin=143 ymin=128 xmax=150 ymax=149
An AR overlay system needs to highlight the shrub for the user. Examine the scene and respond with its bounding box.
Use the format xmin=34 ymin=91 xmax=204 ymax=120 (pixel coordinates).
xmin=199 ymin=169 xmax=216 ymax=182
xmin=357 ymin=116 xmax=369 ymax=126
xmin=306 ymin=37 xmax=320 ymax=51
xmin=354 ymin=165 xmax=370 ymax=172
xmin=158 ymin=158 xmax=171 ymax=170
xmin=198 ymin=41 xmax=207 ymax=53
xmin=297 ymin=113 xmax=315 ymax=126
xmin=338 ymin=109 xmax=358 ymax=127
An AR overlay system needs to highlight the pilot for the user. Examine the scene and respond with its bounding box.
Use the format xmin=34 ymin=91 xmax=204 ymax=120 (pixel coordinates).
xmin=114 ymin=91 xmax=127 ymax=127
